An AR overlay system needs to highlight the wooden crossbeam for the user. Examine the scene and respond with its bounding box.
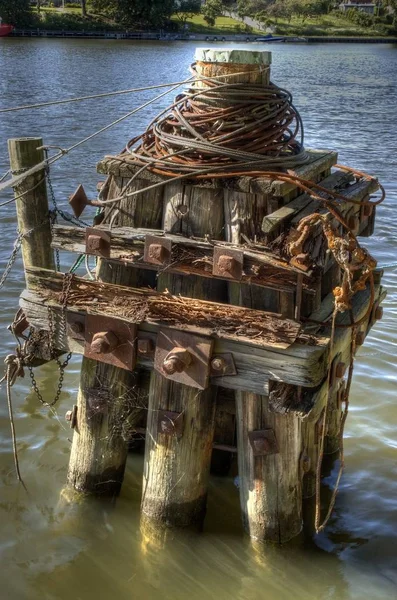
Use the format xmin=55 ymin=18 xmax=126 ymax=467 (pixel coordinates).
xmin=20 ymin=268 xmax=383 ymax=394
xmin=52 ymin=225 xmax=316 ymax=294
xmin=96 ymin=149 xmax=338 ymax=195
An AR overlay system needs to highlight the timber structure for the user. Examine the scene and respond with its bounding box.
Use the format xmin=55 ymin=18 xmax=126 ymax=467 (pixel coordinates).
xmin=5 ymin=48 xmax=386 ymax=544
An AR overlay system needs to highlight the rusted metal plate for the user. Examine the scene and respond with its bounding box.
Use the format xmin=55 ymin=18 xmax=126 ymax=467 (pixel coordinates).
xmin=84 ymin=314 xmax=137 ymax=370
xmin=248 ymin=429 xmax=278 ymax=456
xmin=69 ymin=184 xmax=89 ymax=218
xmin=144 ymin=235 xmax=171 ymax=266
xmin=210 ymin=353 xmax=237 ymax=377
xmin=213 ymin=247 xmax=243 ymax=280
xmin=85 ymin=227 xmax=111 ymax=258
xmin=66 ymin=312 xmax=86 ymax=341
xmin=157 ymin=410 xmax=184 ymax=437
xmin=154 ymin=328 xmax=213 ymax=390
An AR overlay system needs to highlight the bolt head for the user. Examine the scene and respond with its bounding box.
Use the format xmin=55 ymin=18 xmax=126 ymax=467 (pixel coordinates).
xmin=252 ymin=437 xmax=271 ymax=455
xmin=69 ymin=321 xmax=84 ymax=335
xmin=356 ymin=331 xmax=365 ymax=346
xmin=335 ymin=362 xmax=346 ymax=379
xmin=65 ymin=410 xmax=73 ymax=422
xmin=148 ymin=243 xmax=166 ymax=263
xmin=87 ymin=234 xmax=104 ymax=252
xmin=211 ymin=357 xmax=226 ymax=372
xmin=137 ymin=338 xmax=154 ymax=355
xmin=217 ymin=254 xmax=236 ymax=275
xmin=163 ymin=347 xmax=192 ymax=374
xmin=375 ymin=306 xmax=383 ymax=320
xmin=91 ymin=330 xmax=119 ymax=354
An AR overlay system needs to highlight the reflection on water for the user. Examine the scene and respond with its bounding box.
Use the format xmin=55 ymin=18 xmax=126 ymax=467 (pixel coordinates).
xmin=0 ymin=39 xmax=396 ymax=599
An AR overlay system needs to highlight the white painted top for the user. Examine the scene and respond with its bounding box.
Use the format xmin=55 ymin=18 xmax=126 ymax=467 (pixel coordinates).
xmin=195 ymin=48 xmax=272 ymax=65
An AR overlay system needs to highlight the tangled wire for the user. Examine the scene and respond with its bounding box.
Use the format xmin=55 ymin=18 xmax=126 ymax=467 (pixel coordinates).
xmin=123 ymin=63 xmax=309 ymax=177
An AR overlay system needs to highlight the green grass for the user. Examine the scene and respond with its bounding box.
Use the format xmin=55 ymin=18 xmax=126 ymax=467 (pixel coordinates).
xmin=272 ymin=14 xmax=391 ymax=37
xmin=171 ymin=14 xmax=261 ymax=35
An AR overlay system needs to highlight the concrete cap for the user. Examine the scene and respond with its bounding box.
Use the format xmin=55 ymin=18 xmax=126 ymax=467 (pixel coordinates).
xmin=195 ymin=48 xmax=272 ymax=65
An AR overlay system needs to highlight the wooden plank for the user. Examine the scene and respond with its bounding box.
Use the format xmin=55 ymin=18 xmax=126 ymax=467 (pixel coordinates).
xmin=52 ymin=225 xmax=316 ymax=294
xmin=291 ymin=177 xmax=379 ymax=228
xmin=24 ymin=267 xmax=301 ymax=350
xmin=96 ymin=149 xmax=338 ymax=196
xmin=261 ymin=170 xmax=353 ymax=235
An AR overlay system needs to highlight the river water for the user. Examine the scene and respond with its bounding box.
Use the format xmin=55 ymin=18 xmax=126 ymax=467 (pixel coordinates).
xmin=0 ymin=39 xmax=396 ymax=600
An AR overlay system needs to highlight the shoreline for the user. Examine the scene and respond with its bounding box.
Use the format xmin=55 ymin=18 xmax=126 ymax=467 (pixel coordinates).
xmin=8 ymin=29 xmax=397 ymax=44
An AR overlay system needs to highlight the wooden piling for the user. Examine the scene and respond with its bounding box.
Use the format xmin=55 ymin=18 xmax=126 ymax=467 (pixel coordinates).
xmin=67 ymin=176 xmax=163 ymax=495
xmin=140 ymin=49 xmax=272 ymax=529
xmin=8 ymin=138 xmax=55 ymax=278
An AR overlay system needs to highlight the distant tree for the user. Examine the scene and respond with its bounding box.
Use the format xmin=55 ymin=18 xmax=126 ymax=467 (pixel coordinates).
xmin=202 ymin=0 xmax=224 ymax=26
xmin=90 ymin=0 xmax=175 ymax=28
xmin=174 ymin=0 xmax=201 ymax=27
xmin=0 ymin=0 xmax=32 ymax=26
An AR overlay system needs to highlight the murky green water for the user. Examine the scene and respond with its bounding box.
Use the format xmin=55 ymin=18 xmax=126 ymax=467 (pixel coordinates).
xmin=0 ymin=39 xmax=396 ymax=600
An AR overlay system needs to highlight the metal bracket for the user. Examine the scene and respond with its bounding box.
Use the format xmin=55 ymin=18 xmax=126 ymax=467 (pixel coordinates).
xmin=84 ymin=314 xmax=137 ymax=370
xmin=69 ymin=184 xmax=89 ymax=218
xmin=85 ymin=227 xmax=111 ymax=258
xmin=210 ymin=353 xmax=237 ymax=377
xmin=157 ymin=410 xmax=184 ymax=437
xmin=212 ymin=247 xmax=243 ymax=280
xmin=248 ymin=429 xmax=278 ymax=456
xmin=154 ymin=328 xmax=213 ymax=390
xmin=329 ymin=352 xmax=346 ymax=388
xmin=144 ymin=235 xmax=172 ymax=266
xmin=66 ymin=312 xmax=86 ymax=341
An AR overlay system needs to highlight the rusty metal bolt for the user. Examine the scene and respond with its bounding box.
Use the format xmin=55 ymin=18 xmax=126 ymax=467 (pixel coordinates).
xmin=356 ymin=331 xmax=366 ymax=346
xmin=69 ymin=321 xmax=84 ymax=335
xmin=65 ymin=405 xmax=78 ymax=429
xmin=137 ymin=338 xmax=154 ymax=355
xmin=348 ymin=215 xmax=360 ymax=233
xmin=375 ymin=306 xmax=383 ymax=320
xmin=252 ymin=437 xmax=271 ymax=455
xmin=163 ymin=347 xmax=192 ymax=375
xmin=87 ymin=234 xmax=104 ymax=253
xmin=301 ymin=453 xmax=311 ymax=474
xmin=335 ymin=362 xmax=346 ymax=379
xmin=91 ymin=330 xmax=119 ymax=354
xmin=176 ymin=204 xmax=189 ymax=217
xmin=148 ymin=243 xmax=167 ymax=263
xmin=65 ymin=410 xmax=73 ymax=422
xmin=211 ymin=357 xmax=226 ymax=373
xmin=217 ymin=254 xmax=236 ymax=274
xmin=363 ymin=204 xmax=373 ymax=217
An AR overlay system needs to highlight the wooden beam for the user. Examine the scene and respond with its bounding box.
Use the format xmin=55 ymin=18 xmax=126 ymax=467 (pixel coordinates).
xmin=96 ymin=149 xmax=338 ymax=196
xmin=52 ymin=225 xmax=315 ymax=294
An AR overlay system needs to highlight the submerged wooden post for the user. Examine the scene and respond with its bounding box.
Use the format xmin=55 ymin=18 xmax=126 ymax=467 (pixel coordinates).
xmin=141 ymin=49 xmax=272 ymax=530
xmin=8 ymin=137 xmax=55 ymax=277
xmin=67 ymin=178 xmax=163 ymax=495
xmin=195 ymin=51 xmax=303 ymax=542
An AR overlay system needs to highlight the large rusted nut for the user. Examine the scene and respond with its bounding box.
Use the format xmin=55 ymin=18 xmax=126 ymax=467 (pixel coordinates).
xmin=65 ymin=410 xmax=73 ymax=422
xmin=69 ymin=321 xmax=84 ymax=335
xmin=348 ymin=215 xmax=360 ymax=233
xmin=252 ymin=437 xmax=271 ymax=455
xmin=87 ymin=234 xmax=104 ymax=253
xmin=217 ymin=254 xmax=238 ymax=277
xmin=211 ymin=357 xmax=226 ymax=373
xmin=163 ymin=347 xmax=192 ymax=375
xmin=375 ymin=306 xmax=383 ymax=320
xmin=148 ymin=243 xmax=167 ymax=263
xmin=335 ymin=362 xmax=346 ymax=379
xmin=356 ymin=331 xmax=365 ymax=346
xmin=137 ymin=338 xmax=154 ymax=355
xmin=91 ymin=330 xmax=119 ymax=354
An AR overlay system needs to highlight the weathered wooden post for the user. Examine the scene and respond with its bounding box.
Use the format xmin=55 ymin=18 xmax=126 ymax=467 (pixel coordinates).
xmin=140 ymin=49 xmax=273 ymax=530
xmin=8 ymin=137 xmax=55 ymax=276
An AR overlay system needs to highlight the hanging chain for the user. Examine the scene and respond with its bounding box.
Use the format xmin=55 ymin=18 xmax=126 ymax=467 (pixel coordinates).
xmin=0 ymin=232 xmax=23 ymax=291
xmin=28 ymin=272 xmax=74 ymax=407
